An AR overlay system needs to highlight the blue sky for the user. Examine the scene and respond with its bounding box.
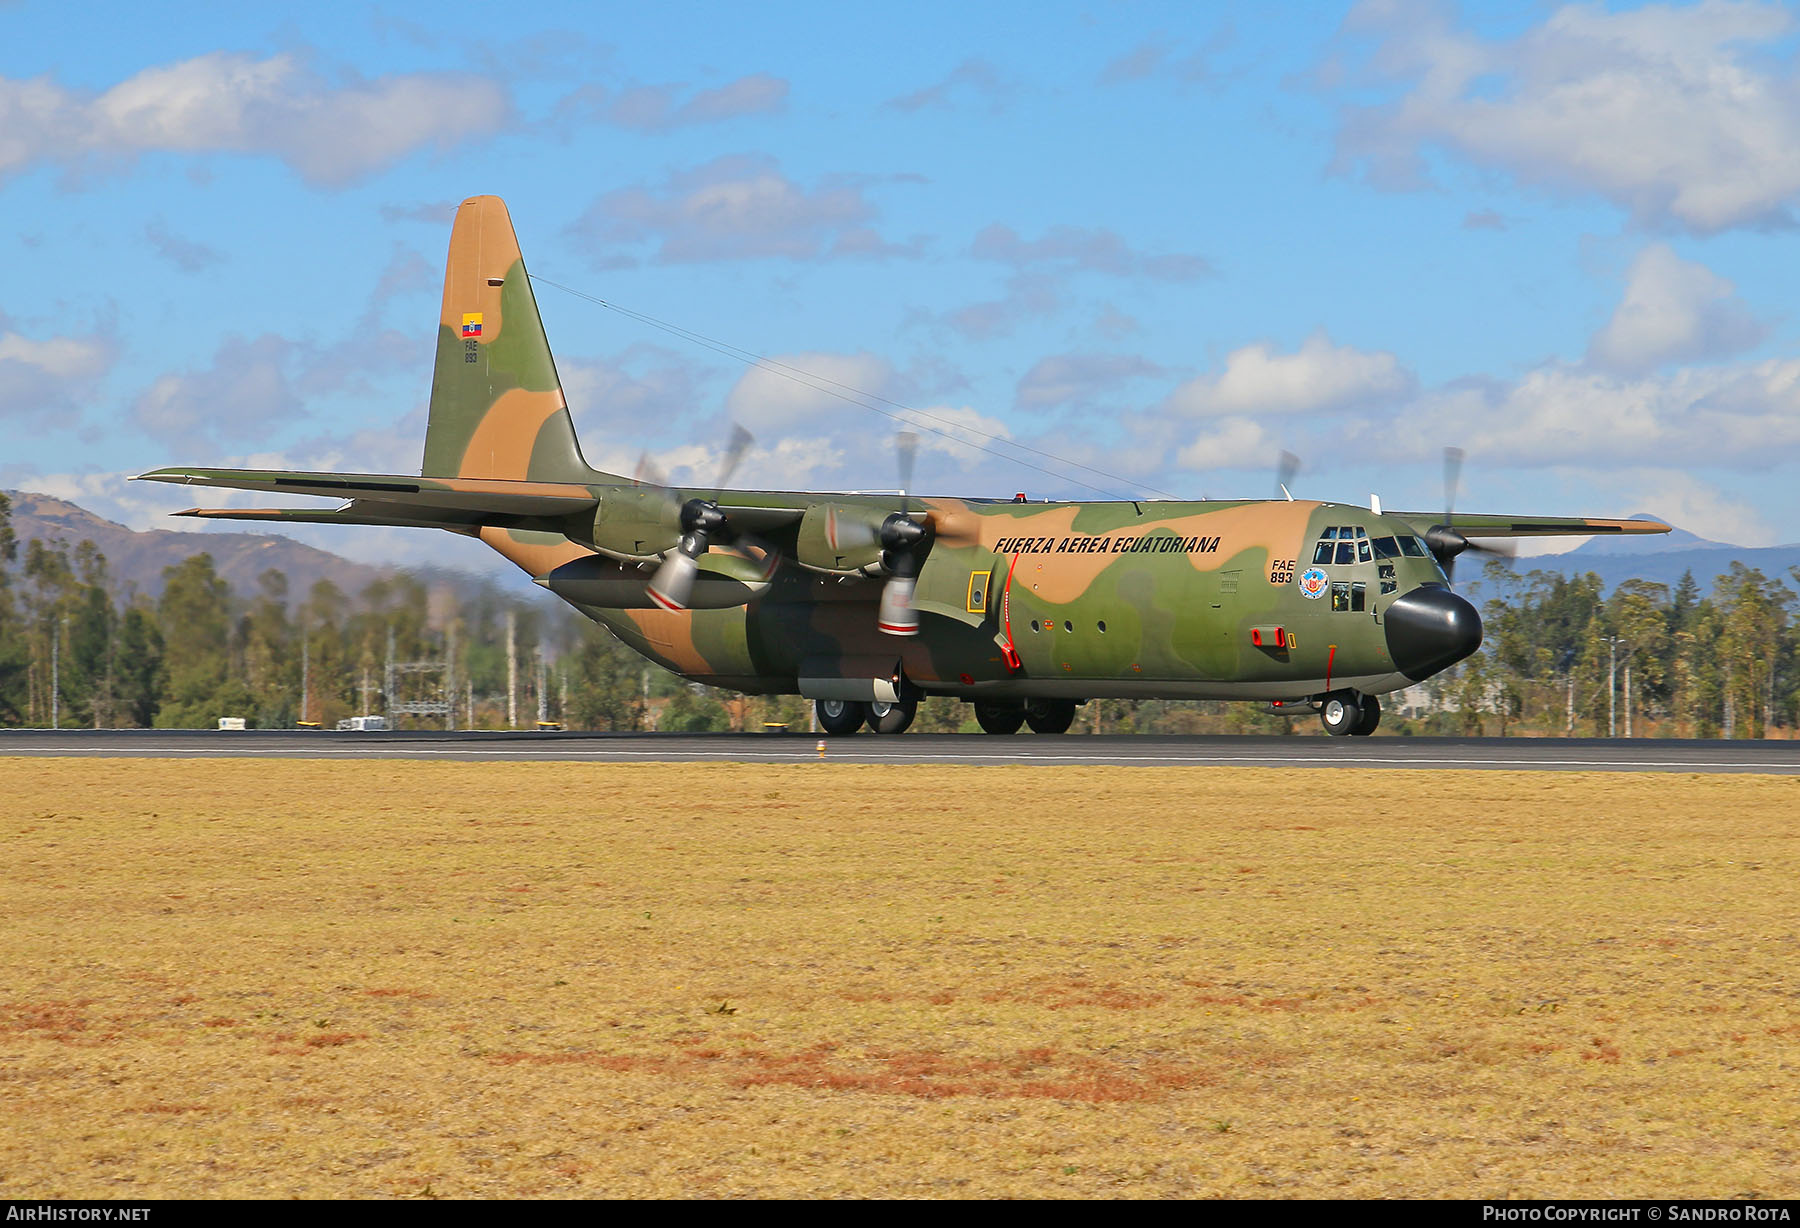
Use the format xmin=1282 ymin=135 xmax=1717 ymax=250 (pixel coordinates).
xmin=6 ymin=0 xmax=1800 ymax=573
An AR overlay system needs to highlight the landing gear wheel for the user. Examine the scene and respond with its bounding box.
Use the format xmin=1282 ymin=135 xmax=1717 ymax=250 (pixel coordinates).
xmin=1352 ymin=693 xmax=1381 ymax=737
xmin=1320 ymin=690 xmax=1361 ymax=737
xmin=1024 ymin=698 xmax=1078 ymax=735
xmin=867 ymin=699 xmax=917 ymax=735
xmin=973 ymin=701 xmax=1026 ymax=735
xmin=815 ymin=698 xmax=867 ymax=735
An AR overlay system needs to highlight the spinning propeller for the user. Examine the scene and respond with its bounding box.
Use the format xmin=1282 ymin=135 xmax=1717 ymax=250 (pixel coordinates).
xmin=643 ymin=425 xmax=761 ymax=612
xmin=1424 ymin=446 xmax=1513 ymax=584
xmin=1275 ymin=450 xmax=1301 ymax=501
xmin=876 ymin=431 xmax=925 ymax=636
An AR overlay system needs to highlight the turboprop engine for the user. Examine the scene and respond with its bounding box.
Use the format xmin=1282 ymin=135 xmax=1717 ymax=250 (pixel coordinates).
xmin=793 ymin=504 xmax=889 ymax=576
xmin=536 ymin=548 xmax=777 ymax=611
xmin=587 ymin=485 xmax=683 ymax=561
xmin=793 ymin=503 xmax=931 ymax=636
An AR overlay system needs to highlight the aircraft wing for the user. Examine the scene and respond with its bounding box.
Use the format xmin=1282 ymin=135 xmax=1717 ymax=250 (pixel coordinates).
xmin=136 ymin=467 xmax=600 ymax=517
xmin=1385 ymin=512 xmax=1671 ymax=540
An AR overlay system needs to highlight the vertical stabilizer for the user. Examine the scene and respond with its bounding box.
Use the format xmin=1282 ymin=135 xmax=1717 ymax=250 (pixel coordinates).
xmin=422 ymin=196 xmax=595 ymax=483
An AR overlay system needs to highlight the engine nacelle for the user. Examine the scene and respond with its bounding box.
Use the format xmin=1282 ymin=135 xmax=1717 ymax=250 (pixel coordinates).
xmin=538 ymin=548 xmax=776 ymax=610
xmin=587 ymin=485 xmax=683 ymax=562
xmin=794 ymin=503 xmax=888 ymax=576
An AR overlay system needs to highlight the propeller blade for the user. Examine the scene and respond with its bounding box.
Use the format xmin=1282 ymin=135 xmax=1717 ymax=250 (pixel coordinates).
xmin=1443 ymin=446 xmax=1465 ymax=523
xmin=646 ymin=548 xmax=700 ymax=612
xmin=716 ymin=424 xmax=753 ymax=492
xmin=877 ymin=574 xmax=919 ymax=636
xmin=1276 ymin=451 xmax=1301 ymax=501
xmin=896 ymin=430 xmax=919 ymax=515
xmin=633 ymin=451 xmax=669 ymax=489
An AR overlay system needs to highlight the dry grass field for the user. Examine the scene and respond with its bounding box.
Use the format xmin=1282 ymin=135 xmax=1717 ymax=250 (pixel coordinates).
xmin=1 ymin=759 xmax=1797 ymax=1199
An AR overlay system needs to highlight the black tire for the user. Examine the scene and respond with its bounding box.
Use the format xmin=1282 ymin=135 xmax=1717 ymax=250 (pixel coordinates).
xmin=815 ymin=698 xmax=866 ymax=735
xmin=1024 ymin=698 xmax=1077 ymax=734
xmin=1352 ymin=694 xmax=1381 ymax=736
xmin=1319 ymin=691 xmax=1360 ymax=737
xmin=973 ymin=701 xmax=1025 ymax=735
xmin=867 ymin=699 xmax=917 ymax=735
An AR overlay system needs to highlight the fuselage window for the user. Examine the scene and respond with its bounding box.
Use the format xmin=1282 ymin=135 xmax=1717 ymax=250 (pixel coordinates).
xmin=1351 ymin=581 xmax=1366 ymax=612
xmin=1331 ymin=581 xmax=1351 ymax=612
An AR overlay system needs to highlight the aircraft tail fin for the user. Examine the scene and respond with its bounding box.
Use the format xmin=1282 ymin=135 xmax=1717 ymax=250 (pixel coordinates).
xmin=422 ymin=196 xmax=598 ymax=484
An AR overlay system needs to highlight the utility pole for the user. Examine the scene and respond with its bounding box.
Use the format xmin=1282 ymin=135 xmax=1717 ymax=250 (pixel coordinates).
xmin=1624 ymin=659 xmax=1632 ymax=738
xmin=50 ymin=619 xmax=60 ymax=731
xmin=299 ymin=622 xmax=310 ymax=726
xmin=536 ymin=645 xmax=548 ymax=726
xmin=1602 ymin=636 xmax=1626 ymax=738
xmin=506 ymin=611 xmax=518 ymax=729
xmin=445 ymin=623 xmax=456 ymax=732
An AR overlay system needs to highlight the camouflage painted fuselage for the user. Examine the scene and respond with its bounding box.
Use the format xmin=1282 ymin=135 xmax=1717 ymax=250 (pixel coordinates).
xmin=476 ymin=492 xmax=1452 ymax=704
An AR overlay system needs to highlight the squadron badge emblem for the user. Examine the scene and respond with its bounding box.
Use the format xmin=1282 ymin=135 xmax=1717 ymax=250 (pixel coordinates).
xmin=1298 ymin=568 xmax=1328 ymax=599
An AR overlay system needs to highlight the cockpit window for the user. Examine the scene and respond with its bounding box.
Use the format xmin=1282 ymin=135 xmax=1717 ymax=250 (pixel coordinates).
xmin=1312 ymin=525 xmax=1379 ymax=566
xmin=1372 ymin=535 xmax=1400 ymax=559
xmin=1398 ymin=535 xmax=1429 ymax=558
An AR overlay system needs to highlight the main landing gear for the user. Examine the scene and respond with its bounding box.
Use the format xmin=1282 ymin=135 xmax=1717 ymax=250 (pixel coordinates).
xmin=1319 ymin=690 xmax=1380 ymax=737
xmin=972 ymin=698 xmax=1079 ymax=735
xmin=814 ymin=697 xmax=917 ymax=736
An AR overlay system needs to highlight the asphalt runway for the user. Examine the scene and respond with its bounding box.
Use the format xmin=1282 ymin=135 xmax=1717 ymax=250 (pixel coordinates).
xmin=1 ymin=728 xmax=1796 ymax=773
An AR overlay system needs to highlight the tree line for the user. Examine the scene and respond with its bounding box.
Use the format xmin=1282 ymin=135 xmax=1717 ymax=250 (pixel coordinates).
xmin=1 ymin=494 xmax=1792 ymax=736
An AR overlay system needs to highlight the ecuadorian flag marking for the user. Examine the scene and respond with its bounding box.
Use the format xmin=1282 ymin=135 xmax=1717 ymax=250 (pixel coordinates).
xmin=462 ymin=313 xmax=483 ymax=338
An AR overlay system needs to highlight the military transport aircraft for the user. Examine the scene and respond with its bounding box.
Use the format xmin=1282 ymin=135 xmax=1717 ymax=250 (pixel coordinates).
xmin=137 ymin=196 xmax=1668 ymax=737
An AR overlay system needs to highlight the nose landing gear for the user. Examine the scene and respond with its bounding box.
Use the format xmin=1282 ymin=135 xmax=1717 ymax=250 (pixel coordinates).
xmin=1320 ymin=690 xmax=1380 ymax=737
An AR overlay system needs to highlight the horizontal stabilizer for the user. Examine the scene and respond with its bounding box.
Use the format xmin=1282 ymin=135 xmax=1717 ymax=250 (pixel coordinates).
xmin=137 ymin=466 xmax=600 ymax=520
xmin=173 ymin=504 xmax=483 ymax=535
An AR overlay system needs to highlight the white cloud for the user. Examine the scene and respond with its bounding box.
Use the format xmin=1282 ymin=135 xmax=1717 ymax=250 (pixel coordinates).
xmin=1584 ymin=466 xmax=1777 ymax=547
xmin=1330 ymin=0 xmax=1800 ymax=233
xmin=0 ymin=52 xmax=511 ymax=187
xmin=132 ymin=334 xmax=303 ymax=447
xmin=1165 ymin=330 xmax=1415 ymax=417
xmin=1587 ymin=243 xmax=1765 ymax=374
xmin=144 ymin=218 xmax=224 ymax=273
xmin=970 ymin=223 xmax=1212 ymax=282
xmin=886 ymin=59 xmax=1012 ymax=112
xmin=724 ymin=351 xmax=894 ymax=432
xmin=1175 ymin=417 xmax=1278 ymax=472
xmin=1412 ymin=358 xmax=1800 ymax=469
xmin=570 ymin=155 xmax=916 ymax=265
xmin=554 ymin=73 xmax=788 ymax=132
xmin=1015 ymin=353 xmax=1166 ymax=410
xmin=0 ymin=323 xmax=117 ymax=424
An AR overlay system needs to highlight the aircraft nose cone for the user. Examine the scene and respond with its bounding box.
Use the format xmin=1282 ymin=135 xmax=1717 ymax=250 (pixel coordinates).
xmin=1385 ymin=586 xmax=1483 ymax=681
